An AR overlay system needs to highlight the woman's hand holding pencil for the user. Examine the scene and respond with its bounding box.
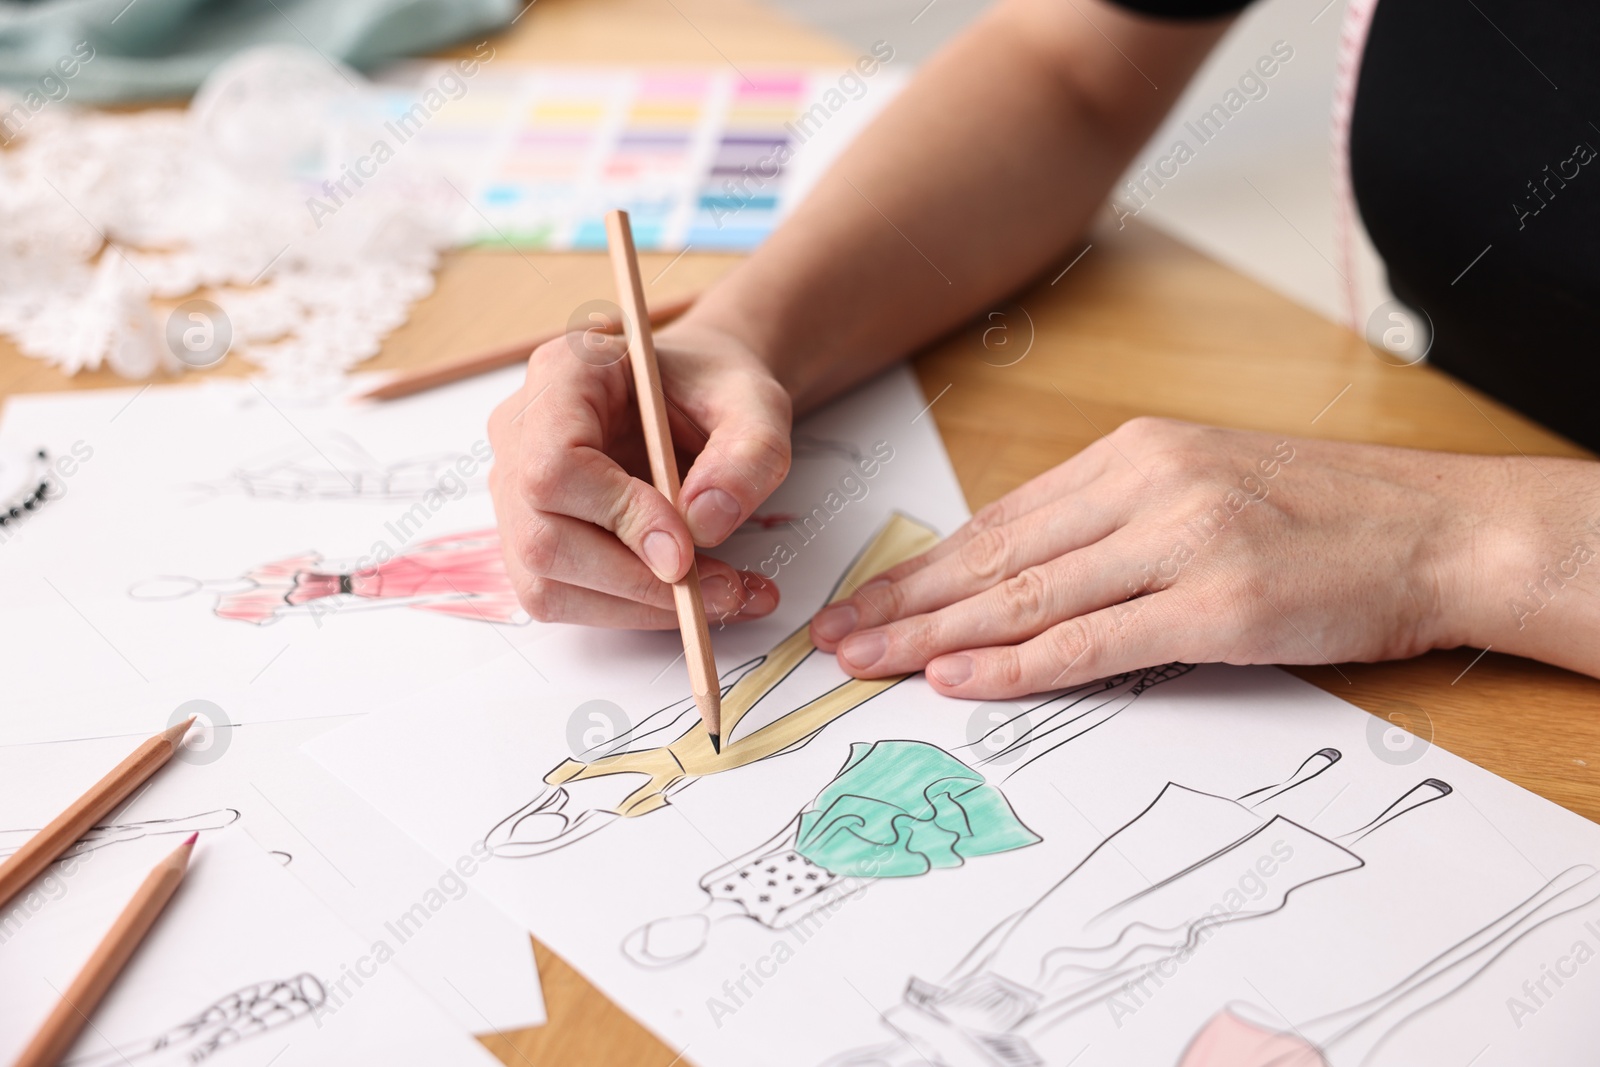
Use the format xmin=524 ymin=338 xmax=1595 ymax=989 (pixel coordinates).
xmin=486 ymin=288 xmax=789 ymax=630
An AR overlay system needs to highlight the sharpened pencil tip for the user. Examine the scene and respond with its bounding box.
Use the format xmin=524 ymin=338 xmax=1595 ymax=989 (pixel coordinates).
xmin=163 ymin=716 xmax=198 ymax=746
xmin=183 ymin=832 xmax=198 ymax=846
xmin=708 ymin=733 xmax=721 ymax=754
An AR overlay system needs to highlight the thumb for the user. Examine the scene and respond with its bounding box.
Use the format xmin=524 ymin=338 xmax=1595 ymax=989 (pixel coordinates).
xmin=677 ymin=372 xmax=792 ymax=547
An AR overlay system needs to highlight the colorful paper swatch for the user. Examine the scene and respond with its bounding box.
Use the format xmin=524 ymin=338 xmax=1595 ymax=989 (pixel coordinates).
xmin=374 ymin=64 xmax=906 ymax=252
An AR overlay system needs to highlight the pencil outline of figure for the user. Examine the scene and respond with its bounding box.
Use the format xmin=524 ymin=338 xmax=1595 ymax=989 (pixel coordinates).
xmin=0 ymin=809 xmax=241 ymax=861
xmin=187 ymin=430 xmax=490 ymax=504
xmin=821 ymin=752 xmax=1459 ymax=1067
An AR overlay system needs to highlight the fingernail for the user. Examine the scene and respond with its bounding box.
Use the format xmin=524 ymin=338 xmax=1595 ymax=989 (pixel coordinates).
xmin=741 ymin=577 xmax=779 ymax=617
xmin=839 ymin=631 xmax=887 ymax=670
xmin=811 ymin=603 xmax=859 ymax=643
xmin=686 ymin=488 xmax=741 ymax=545
xmin=642 ymin=531 xmax=682 ymax=581
xmin=736 ymin=575 xmax=779 ymax=618
xmin=929 ymin=655 xmax=973 ymax=687
xmin=858 ymin=577 xmax=890 ymax=597
xmin=700 ymin=574 xmax=738 ymax=615
xmin=703 ymin=574 xmax=778 ymax=620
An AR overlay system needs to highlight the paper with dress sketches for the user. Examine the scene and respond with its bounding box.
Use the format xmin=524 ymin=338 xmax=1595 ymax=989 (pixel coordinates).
xmin=307 ymin=377 xmax=1600 ymax=1065
xmin=0 ymin=828 xmax=505 ymax=1067
xmin=0 ymin=717 xmax=543 ymax=1034
xmin=0 ymin=368 xmax=543 ymax=746
xmin=0 ymin=369 xmax=547 ymax=1029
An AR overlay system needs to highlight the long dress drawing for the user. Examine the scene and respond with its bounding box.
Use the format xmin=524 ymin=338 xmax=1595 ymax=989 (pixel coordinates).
xmin=131 ymin=529 xmax=528 ymax=626
xmin=823 ymin=754 xmax=1455 ymax=1067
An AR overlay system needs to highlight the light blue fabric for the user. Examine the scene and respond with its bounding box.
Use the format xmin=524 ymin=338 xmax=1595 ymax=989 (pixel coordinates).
xmin=0 ymin=0 xmax=514 ymax=103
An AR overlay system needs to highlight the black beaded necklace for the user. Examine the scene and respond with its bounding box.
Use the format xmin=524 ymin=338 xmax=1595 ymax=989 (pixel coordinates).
xmin=0 ymin=447 xmax=53 ymax=526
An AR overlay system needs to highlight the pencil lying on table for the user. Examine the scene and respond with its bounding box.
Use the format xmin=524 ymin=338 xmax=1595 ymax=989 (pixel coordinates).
xmin=14 ymin=834 xmax=198 ymax=1067
xmin=604 ymin=209 xmax=723 ymax=752
xmin=358 ymin=292 xmax=700 ymax=401
xmin=0 ymin=717 xmax=194 ymax=913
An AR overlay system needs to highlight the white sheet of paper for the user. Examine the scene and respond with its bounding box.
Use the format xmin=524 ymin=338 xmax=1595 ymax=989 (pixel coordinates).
xmin=0 ymin=718 xmax=544 ymax=1035
xmin=0 ymin=828 xmax=504 ymax=1067
xmin=306 ymin=373 xmax=1600 ymax=1065
xmin=0 ymin=371 xmax=547 ymax=1031
xmin=0 ymin=369 xmax=542 ymax=745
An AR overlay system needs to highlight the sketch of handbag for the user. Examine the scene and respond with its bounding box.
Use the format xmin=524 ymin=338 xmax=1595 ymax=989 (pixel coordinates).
xmin=482 ymin=513 xmax=942 ymax=858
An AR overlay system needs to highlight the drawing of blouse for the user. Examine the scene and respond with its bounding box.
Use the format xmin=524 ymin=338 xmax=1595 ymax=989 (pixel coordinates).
xmin=796 ymin=740 xmax=1040 ymax=878
xmin=719 ymin=739 xmax=1039 ymax=923
xmin=212 ymin=529 xmax=524 ymax=625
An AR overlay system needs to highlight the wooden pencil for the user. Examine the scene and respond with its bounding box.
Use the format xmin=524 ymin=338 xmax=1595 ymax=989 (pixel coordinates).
xmin=604 ymin=210 xmax=723 ymax=752
xmin=14 ymin=834 xmax=198 ymax=1067
xmin=0 ymin=717 xmax=194 ymax=913
xmin=357 ymin=292 xmax=699 ymax=401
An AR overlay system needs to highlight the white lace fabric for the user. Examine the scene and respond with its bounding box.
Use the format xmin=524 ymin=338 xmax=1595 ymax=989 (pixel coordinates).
xmin=0 ymin=47 xmax=458 ymax=391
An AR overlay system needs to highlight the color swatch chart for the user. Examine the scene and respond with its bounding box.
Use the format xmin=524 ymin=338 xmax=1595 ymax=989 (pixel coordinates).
xmin=381 ymin=64 xmax=905 ymax=252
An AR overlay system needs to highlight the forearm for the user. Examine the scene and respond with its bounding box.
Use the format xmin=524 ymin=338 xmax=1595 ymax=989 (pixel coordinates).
xmin=673 ymin=0 xmax=1229 ymax=410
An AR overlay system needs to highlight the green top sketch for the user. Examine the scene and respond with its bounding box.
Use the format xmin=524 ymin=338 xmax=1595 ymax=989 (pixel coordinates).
xmin=796 ymin=740 xmax=1040 ymax=878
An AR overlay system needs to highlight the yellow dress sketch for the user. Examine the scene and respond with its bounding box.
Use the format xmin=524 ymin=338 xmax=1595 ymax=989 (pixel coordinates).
xmin=485 ymin=514 xmax=940 ymax=855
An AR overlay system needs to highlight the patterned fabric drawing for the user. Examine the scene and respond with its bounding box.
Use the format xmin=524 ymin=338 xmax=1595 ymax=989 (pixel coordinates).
xmin=69 ymin=974 xmax=327 ymax=1066
xmin=622 ymin=741 xmax=1040 ymax=968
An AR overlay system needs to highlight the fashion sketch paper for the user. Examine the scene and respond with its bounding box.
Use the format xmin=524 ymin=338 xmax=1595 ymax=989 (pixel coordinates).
xmin=310 ymin=372 xmax=1600 ymax=1066
xmin=0 ymin=369 xmax=539 ymax=745
xmin=0 ymin=828 xmax=506 ymax=1067
xmin=0 ymin=718 xmax=544 ymax=1034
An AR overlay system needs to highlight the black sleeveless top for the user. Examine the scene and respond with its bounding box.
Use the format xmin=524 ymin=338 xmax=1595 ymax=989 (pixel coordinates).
xmin=1109 ymin=0 xmax=1599 ymax=451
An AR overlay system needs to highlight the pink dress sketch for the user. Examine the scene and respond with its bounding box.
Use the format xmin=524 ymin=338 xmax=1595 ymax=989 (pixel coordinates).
xmin=132 ymin=530 xmax=528 ymax=626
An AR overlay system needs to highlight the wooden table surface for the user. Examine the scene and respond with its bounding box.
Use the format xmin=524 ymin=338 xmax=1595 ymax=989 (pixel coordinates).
xmin=4 ymin=0 xmax=1597 ymax=1062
